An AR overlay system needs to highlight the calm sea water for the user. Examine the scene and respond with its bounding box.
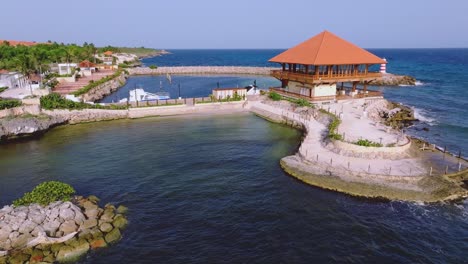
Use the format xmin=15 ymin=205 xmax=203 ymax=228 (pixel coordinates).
xmin=141 ymin=49 xmax=468 ymax=155
xmin=0 ymin=115 xmax=467 ymax=263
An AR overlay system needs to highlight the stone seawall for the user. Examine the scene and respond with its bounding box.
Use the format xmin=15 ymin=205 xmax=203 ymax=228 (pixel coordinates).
xmin=326 ymin=136 xmax=412 ymax=160
xmin=0 ymin=105 xmax=41 ymax=119
xmin=80 ymin=73 xmax=127 ymax=102
xmin=128 ymin=66 xmax=279 ymax=76
xmin=128 ymin=101 xmax=246 ymax=118
xmin=0 ymin=102 xmax=248 ymax=142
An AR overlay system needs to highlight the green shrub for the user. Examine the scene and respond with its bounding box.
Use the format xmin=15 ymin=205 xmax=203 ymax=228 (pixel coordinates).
xmin=0 ymin=98 xmax=22 ymax=109
xmin=269 ymin=91 xmax=281 ymax=101
xmin=319 ymin=109 xmax=343 ymax=141
xmin=295 ymin=98 xmax=312 ymax=107
xmin=40 ymin=93 xmax=127 ymax=110
xmin=0 ymin=86 xmax=8 ymax=93
xmin=149 ymin=65 xmax=157 ymax=69
xmin=356 ymin=139 xmax=383 ymax=147
xmin=13 ymin=181 xmax=76 ymax=206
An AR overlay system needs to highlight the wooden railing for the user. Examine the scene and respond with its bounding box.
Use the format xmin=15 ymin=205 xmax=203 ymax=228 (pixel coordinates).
xmin=269 ymin=88 xmax=336 ymax=102
xmin=270 ymin=87 xmax=383 ymax=102
xmin=271 ymin=70 xmax=382 ymax=83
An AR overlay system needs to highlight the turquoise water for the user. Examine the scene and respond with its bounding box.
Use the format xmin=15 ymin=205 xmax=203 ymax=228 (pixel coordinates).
xmin=0 ymin=114 xmax=467 ymax=263
xmin=142 ymin=49 xmax=468 ymax=155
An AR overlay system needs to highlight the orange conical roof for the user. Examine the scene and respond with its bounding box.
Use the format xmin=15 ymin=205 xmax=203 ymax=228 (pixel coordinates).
xmin=269 ymin=31 xmax=386 ymax=65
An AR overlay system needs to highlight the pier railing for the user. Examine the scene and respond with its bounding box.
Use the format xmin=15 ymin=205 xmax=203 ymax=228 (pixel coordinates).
xmin=269 ymin=87 xmax=382 ymax=102
xmin=271 ymin=70 xmax=382 ymax=84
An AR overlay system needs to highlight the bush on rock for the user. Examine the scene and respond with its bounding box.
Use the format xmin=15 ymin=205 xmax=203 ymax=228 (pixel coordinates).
xmin=13 ymin=181 xmax=76 ymax=206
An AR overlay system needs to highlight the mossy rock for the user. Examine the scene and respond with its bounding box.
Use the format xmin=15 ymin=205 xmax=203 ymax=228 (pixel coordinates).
xmin=7 ymin=253 xmax=30 ymax=264
xmin=116 ymin=205 xmax=128 ymax=214
xmin=29 ymin=249 xmax=44 ymax=263
xmin=56 ymin=240 xmax=90 ymax=263
xmin=89 ymin=238 xmax=108 ymax=249
xmin=87 ymin=195 xmax=100 ymax=203
xmin=112 ymin=214 xmax=128 ymax=229
xmin=104 ymin=228 xmax=121 ymax=244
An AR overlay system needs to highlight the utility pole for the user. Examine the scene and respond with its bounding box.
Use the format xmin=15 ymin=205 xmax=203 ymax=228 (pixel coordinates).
xmin=178 ymin=83 xmax=181 ymax=99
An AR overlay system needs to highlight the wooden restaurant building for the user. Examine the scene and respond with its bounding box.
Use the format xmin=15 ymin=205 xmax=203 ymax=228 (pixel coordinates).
xmin=269 ymin=30 xmax=386 ymax=101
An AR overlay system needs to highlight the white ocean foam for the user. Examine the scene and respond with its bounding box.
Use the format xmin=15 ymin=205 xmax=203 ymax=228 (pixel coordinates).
xmin=412 ymin=107 xmax=437 ymax=125
xmin=399 ymin=80 xmax=425 ymax=87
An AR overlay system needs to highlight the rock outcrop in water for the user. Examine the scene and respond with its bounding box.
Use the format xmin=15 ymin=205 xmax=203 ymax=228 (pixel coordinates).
xmin=0 ymin=196 xmax=128 ymax=263
xmin=370 ymin=73 xmax=417 ymax=86
xmin=366 ymin=100 xmax=417 ymax=129
xmin=0 ymin=114 xmax=68 ymax=141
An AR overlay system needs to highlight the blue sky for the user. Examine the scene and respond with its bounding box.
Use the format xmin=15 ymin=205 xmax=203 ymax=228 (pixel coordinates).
xmin=2 ymin=0 xmax=467 ymax=49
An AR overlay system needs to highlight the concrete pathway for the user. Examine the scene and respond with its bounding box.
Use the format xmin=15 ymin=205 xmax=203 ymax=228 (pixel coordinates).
xmin=248 ymin=101 xmax=427 ymax=177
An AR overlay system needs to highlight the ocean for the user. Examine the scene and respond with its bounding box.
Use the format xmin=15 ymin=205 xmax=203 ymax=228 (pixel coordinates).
xmin=141 ymin=49 xmax=468 ymax=155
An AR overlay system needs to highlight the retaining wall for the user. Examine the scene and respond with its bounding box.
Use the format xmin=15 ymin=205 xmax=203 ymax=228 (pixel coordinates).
xmin=128 ymin=66 xmax=279 ymax=76
xmin=327 ymin=137 xmax=412 ymax=159
xmin=0 ymin=105 xmax=41 ymax=118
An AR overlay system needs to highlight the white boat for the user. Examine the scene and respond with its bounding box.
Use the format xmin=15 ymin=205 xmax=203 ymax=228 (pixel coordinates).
xmin=128 ymin=88 xmax=170 ymax=102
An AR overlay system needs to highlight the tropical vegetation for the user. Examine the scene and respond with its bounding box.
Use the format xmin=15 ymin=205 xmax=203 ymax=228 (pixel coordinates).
xmin=356 ymin=139 xmax=383 ymax=147
xmin=0 ymin=98 xmax=22 ymax=109
xmin=40 ymin=93 xmax=126 ymax=110
xmin=13 ymin=181 xmax=76 ymax=206
xmin=268 ymin=91 xmax=281 ymax=101
xmin=0 ymin=41 xmax=99 ymax=74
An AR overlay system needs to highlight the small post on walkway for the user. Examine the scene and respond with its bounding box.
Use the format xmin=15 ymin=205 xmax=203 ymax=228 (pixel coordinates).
xmin=343 ymin=132 xmax=346 ymax=141
xmin=368 ymin=164 xmax=370 ymax=173
xmin=379 ymin=137 xmax=383 ymax=145
xmin=330 ymin=158 xmax=333 ymax=166
xmin=422 ymin=143 xmax=425 ymax=151
xmin=429 ymin=167 xmax=433 ymax=176
xmin=347 ymin=161 xmax=350 ymax=169
xmin=458 ymin=150 xmax=462 ymax=159
xmin=410 ymin=168 xmax=412 ymax=175
xmin=306 ymin=150 xmax=308 ymax=157
xmin=445 ymin=165 xmax=448 ymax=175
xmin=433 ymin=144 xmax=436 ymax=150
xmin=316 ymin=154 xmax=318 ymax=162
xmin=389 ymin=167 xmax=392 ymax=175
xmin=459 ymin=162 xmax=462 ymax=172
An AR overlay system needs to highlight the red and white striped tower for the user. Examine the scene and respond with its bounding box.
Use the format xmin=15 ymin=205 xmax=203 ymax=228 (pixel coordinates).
xmin=380 ymin=58 xmax=387 ymax=74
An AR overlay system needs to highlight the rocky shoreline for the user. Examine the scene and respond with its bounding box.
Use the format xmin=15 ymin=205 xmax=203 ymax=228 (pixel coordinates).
xmin=0 ymin=196 xmax=128 ymax=263
xmin=370 ymin=73 xmax=417 ymax=86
